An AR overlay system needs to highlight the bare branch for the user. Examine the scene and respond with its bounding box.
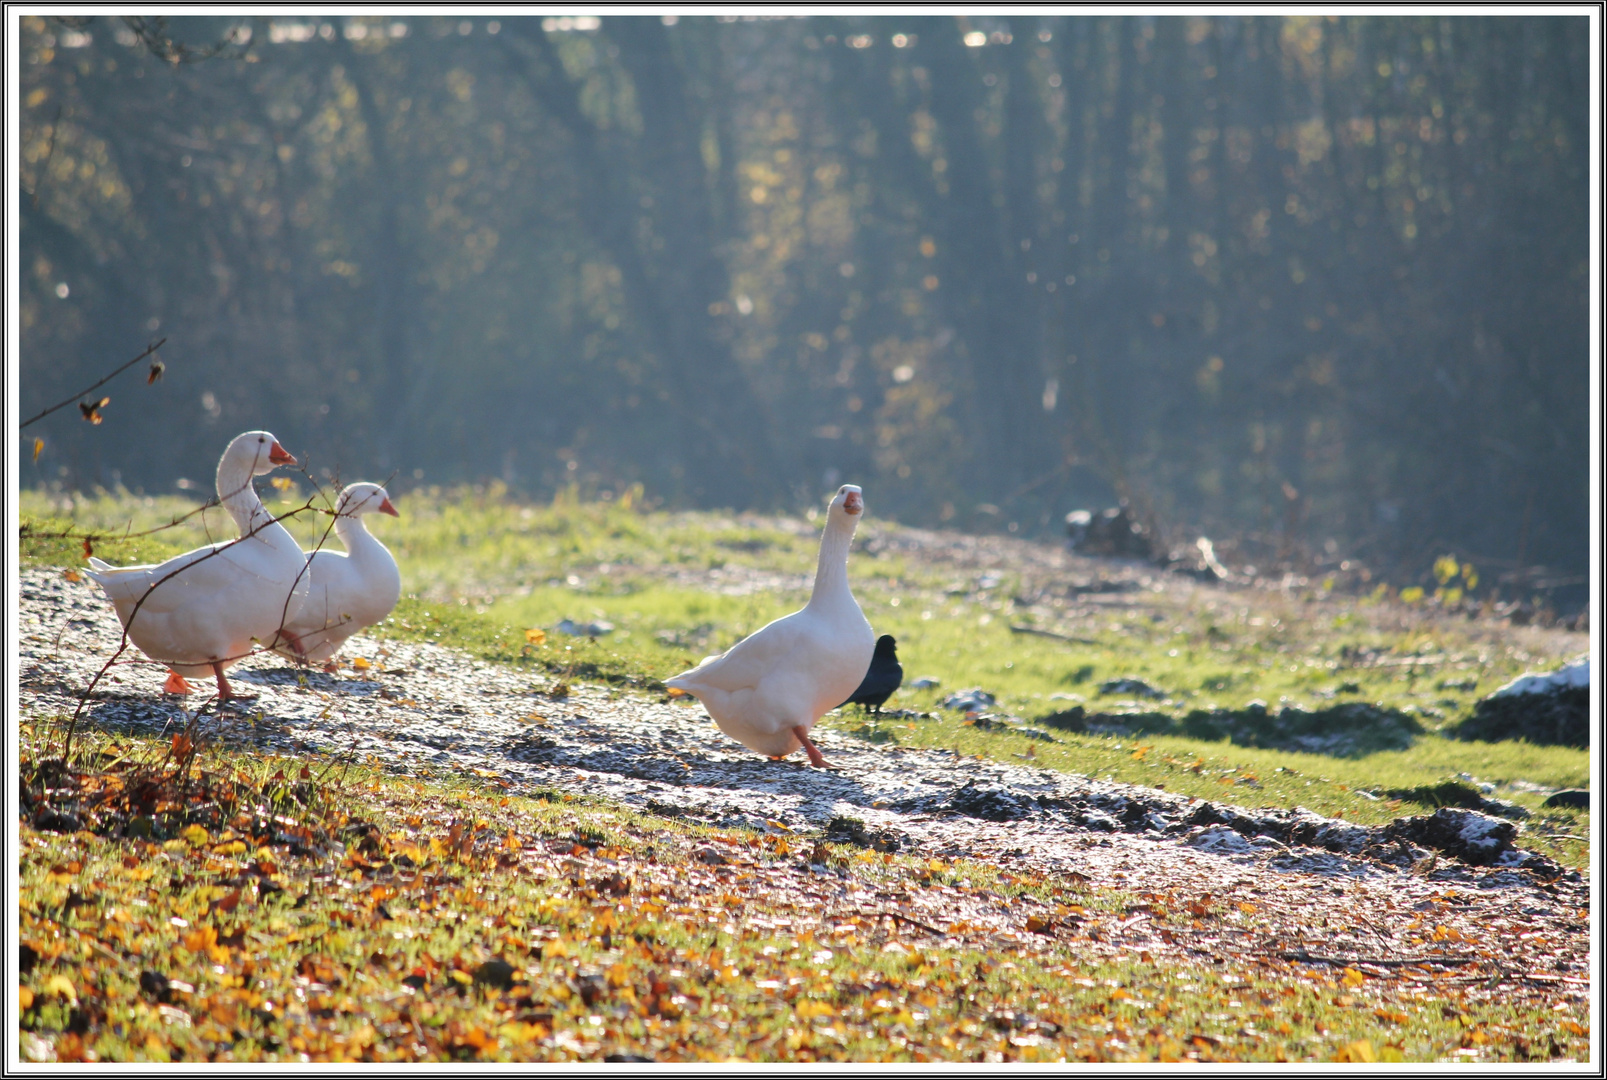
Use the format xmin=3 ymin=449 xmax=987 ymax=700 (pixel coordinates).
xmin=21 ymin=339 xmax=168 ymax=430
xmin=117 ymin=16 xmax=257 ymax=65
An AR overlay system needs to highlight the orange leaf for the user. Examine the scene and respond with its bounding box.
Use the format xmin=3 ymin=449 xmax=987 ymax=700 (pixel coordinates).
xmin=524 ymin=628 xmax=547 ymax=646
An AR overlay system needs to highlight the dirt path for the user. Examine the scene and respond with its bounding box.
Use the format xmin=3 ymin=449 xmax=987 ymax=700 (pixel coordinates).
xmin=17 ymin=567 xmax=1591 ymax=1005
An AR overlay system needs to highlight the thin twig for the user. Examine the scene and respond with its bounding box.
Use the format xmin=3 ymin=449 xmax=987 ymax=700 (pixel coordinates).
xmin=1008 ymin=624 xmax=1101 ymax=646
xmin=21 ymin=338 xmax=167 ymax=429
xmin=864 ymin=910 xmax=945 ymax=936
xmin=22 ymin=495 xmax=224 ymax=544
xmin=1279 ymin=950 xmax=1481 ymax=969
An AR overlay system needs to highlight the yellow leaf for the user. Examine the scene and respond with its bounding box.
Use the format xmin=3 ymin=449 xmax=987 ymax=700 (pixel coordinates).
xmin=181 ymin=824 xmax=210 ymax=847
xmin=19 ymin=986 xmax=34 ymax=1010
xmin=1341 ymin=967 xmax=1365 ymax=988
xmin=795 ymin=998 xmax=834 ymax=1020
xmin=524 ymin=628 xmax=547 ymax=646
xmin=1238 ymin=902 xmax=1257 ymax=914
xmin=1400 ymin=586 xmax=1424 ymax=604
xmin=450 ymin=969 xmax=473 ymax=985
xmin=32 ymin=437 xmax=44 ymax=463
xmin=351 ymin=657 xmax=371 ymax=671
xmin=45 ymin=974 xmax=76 ymax=1005
xmin=63 ymin=569 xmax=81 ymax=583
xmin=270 ymin=476 xmax=295 ymax=492
xmin=1337 ymin=1039 xmax=1376 ymax=1063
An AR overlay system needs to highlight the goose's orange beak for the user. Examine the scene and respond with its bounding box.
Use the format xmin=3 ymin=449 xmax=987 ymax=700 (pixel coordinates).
xmin=268 ymin=441 xmax=297 ymax=467
xmin=378 ymin=497 xmax=399 ymax=517
xmin=843 ymin=490 xmax=863 ymax=515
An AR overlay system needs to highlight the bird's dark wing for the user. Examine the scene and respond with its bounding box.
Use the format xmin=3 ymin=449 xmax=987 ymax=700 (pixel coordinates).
xmin=839 ymin=653 xmax=903 ymax=708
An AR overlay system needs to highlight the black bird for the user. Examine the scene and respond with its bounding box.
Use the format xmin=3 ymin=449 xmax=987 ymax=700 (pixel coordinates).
xmin=839 ymin=635 xmax=902 ymax=715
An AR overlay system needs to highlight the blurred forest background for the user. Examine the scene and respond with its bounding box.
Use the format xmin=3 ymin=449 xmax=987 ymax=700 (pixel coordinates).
xmin=16 ymin=14 xmax=1590 ymax=605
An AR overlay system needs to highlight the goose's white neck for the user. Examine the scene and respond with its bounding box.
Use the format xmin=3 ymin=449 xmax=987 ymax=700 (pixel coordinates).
xmin=217 ymin=460 xmax=274 ymax=538
xmin=807 ymin=516 xmax=859 ymax=608
xmin=333 ymin=513 xmax=384 ymax=553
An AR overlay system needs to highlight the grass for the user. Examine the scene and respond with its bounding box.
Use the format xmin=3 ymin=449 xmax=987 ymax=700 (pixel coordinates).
xmin=17 ymin=729 xmax=1591 ymax=1063
xmin=18 ymin=482 xmax=1593 ymax=1061
xmin=21 ymin=483 xmax=1590 ymax=858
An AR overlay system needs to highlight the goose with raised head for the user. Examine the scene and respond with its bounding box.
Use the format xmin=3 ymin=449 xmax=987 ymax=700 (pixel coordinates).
xmin=84 ymin=430 xmax=310 ymax=701
xmin=273 ymin=482 xmax=402 ymax=670
xmin=665 ymin=485 xmax=875 ymax=767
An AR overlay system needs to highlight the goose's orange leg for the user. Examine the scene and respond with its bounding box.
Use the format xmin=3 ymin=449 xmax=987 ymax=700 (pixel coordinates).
xmin=213 ymin=663 xmax=235 ymax=701
xmin=792 ymin=726 xmax=833 ymax=768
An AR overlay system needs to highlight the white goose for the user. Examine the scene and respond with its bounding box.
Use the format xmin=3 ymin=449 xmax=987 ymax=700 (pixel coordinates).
xmin=273 ymin=482 xmax=401 ymax=670
xmin=85 ymin=430 xmax=310 ymax=701
xmin=665 ymin=485 xmax=875 ymax=767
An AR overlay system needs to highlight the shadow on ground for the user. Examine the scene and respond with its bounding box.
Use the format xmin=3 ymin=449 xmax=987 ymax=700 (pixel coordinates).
xmin=1034 ymin=701 xmax=1425 ymax=758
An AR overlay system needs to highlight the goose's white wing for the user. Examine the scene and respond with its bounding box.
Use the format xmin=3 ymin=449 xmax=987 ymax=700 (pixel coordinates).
xmin=88 ymin=541 xmax=306 ymax=619
xmin=667 ymin=612 xmax=813 ymax=694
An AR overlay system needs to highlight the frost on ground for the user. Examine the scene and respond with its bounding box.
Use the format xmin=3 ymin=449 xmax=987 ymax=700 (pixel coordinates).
xmin=1491 ymin=658 xmax=1591 ymax=699
xmin=1453 ymin=656 xmax=1592 ymax=749
xmin=17 ymin=568 xmax=1590 ymax=984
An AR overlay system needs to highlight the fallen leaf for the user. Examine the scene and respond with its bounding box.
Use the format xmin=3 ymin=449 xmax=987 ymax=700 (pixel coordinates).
xmin=45 ymin=974 xmax=76 ymax=1006
xmin=351 ymin=657 xmax=372 ymax=671
xmin=1335 ymin=1039 xmax=1376 ymax=1063
xmin=524 ymin=628 xmax=547 ymax=646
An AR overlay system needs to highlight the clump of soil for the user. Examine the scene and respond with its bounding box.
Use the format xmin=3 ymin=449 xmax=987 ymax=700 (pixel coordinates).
xmin=1451 ymin=687 xmax=1589 ymax=748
